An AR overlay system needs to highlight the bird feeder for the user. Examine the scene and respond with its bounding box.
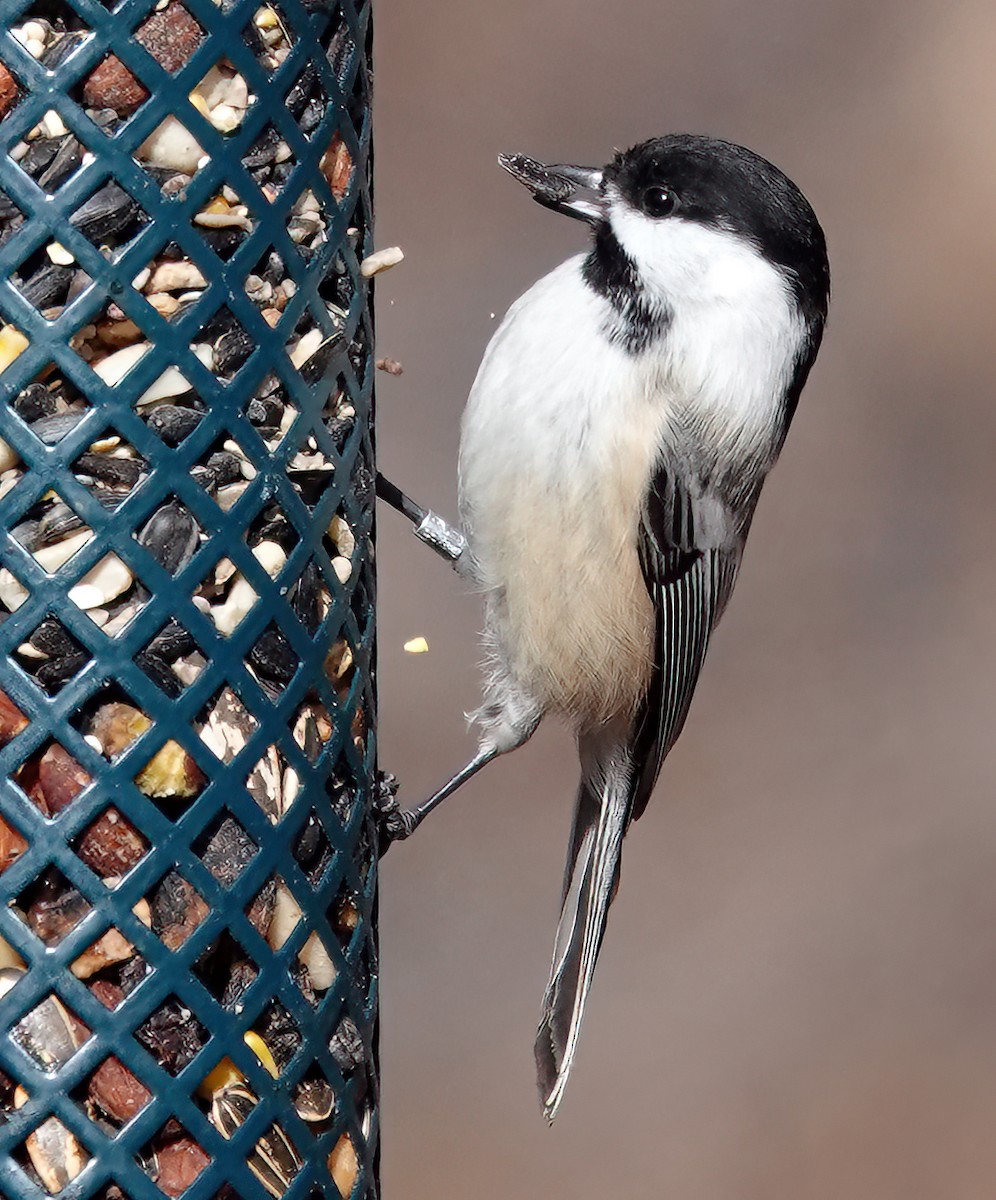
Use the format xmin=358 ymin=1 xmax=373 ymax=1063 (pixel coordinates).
xmin=0 ymin=0 xmax=378 ymax=1193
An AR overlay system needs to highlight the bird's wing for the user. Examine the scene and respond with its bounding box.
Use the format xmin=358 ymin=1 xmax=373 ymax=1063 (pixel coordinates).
xmin=535 ymin=465 xmax=746 ymax=1120
xmin=630 ymin=464 xmax=744 ymax=820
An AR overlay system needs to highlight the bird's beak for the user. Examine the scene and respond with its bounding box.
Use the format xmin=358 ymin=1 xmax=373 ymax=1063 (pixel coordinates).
xmin=498 ymin=153 xmax=606 ymax=224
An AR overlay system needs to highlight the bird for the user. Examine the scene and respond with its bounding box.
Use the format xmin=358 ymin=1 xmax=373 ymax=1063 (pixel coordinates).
xmin=378 ymin=133 xmax=829 ymax=1121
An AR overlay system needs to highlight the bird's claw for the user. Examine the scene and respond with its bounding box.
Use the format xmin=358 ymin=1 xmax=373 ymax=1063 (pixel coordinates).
xmin=372 ymin=771 xmax=417 ymax=856
xmin=381 ymin=806 xmax=417 ymax=843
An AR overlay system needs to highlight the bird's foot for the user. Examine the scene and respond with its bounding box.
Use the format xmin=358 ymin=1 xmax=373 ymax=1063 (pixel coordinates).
xmin=372 ymin=772 xmax=418 ymax=856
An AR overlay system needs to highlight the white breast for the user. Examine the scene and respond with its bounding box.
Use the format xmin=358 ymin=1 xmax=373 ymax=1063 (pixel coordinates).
xmin=459 ymin=257 xmax=667 ymax=723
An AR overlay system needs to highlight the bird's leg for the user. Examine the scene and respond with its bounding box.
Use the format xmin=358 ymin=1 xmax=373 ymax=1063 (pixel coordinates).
xmin=375 ymin=472 xmax=468 ymax=572
xmin=376 ymin=746 xmax=498 ymax=854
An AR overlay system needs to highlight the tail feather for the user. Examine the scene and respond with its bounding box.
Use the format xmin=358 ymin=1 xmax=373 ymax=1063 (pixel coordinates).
xmin=535 ymin=749 xmax=631 ymax=1121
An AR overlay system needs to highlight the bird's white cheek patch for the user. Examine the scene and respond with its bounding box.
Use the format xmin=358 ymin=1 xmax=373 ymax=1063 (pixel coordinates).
xmin=608 ymin=202 xmax=803 ymax=452
xmin=609 ymin=204 xmax=774 ymax=306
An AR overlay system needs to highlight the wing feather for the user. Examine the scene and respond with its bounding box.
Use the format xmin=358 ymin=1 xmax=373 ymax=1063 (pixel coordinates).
xmin=631 ymin=467 xmax=744 ymax=820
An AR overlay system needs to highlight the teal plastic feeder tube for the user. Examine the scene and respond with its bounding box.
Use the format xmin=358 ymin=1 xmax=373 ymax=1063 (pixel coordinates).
xmin=0 ymin=0 xmax=378 ymax=1194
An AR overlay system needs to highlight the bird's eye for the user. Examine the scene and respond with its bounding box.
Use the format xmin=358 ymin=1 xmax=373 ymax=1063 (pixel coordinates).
xmin=642 ymin=186 xmax=676 ymax=217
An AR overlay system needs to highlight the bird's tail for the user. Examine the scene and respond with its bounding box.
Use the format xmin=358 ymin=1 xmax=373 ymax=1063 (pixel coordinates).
xmin=534 ymin=736 xmax=632 ymax=1121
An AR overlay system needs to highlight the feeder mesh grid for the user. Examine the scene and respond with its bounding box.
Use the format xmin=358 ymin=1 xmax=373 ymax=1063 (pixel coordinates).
xmin=0 ymin=0 xmax=377 ymax=1195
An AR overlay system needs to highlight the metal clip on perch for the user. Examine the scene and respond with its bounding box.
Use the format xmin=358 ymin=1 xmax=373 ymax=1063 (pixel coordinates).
xmin=376 ymin=473 xmax=469 ymax=571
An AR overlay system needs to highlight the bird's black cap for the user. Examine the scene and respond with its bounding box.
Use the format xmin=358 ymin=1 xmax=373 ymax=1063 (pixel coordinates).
xmin=605 ymin=134 xmax=829 ymax=325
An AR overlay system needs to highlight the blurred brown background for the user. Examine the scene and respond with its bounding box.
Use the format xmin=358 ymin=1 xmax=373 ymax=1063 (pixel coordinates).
xmin=371 ymin=1 xmax=996 ymax=1196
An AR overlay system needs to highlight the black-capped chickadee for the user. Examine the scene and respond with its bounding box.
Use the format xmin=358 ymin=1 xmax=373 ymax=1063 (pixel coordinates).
xmin=378 ymin=134 xmax=829 ymax=1120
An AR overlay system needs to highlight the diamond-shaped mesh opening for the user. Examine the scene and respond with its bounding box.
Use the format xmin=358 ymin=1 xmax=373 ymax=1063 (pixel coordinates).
xmin=224 ymin=962 xmax=262 ymax=1019
xmin=321 ymin=132 xmax=354 ymax=205
xmin=14 ymin=615 xmax=92 ymax=694
xmin=211 ymin=1083 xmax=304 ymax=1195
xmin=195 ymin=62 xmax=251 ymax=134
xmin=136 ymin=115 xmax=206 ymax=179
xmin=17 ymin=867 xmax=93 ymax=947
xmin=189 ymin=438 xmax=252 ymax=511
xmin=17 ymin=740 xmax=91 ymax=816
xmin=8 ymin=355 xmax=93 ymax=420
xmin=193 ymin=187 xmax=252 ymax=262
xmin=73 ymin=806 xmax=149 ymax=878
xmin=12 ymin=993 xmax=89 ymax=1070
xmin=293 ymin=810 xmax=332 ymax=890
xmin=11 ymin=382 xmax=58 ymax=424
xmin=247 ymin=621 xmax=298 ymax=692
xmin=139 ymin=1122 xmax=211 ymax=1197
xmin=325 ymin=637 xmax=356 ymax=702
xmin=293 ymin=1065 xmax=335 ymax=1126
xmin=68 ymin=552 xmax=134 ymax=623
xmin=136 ymin=499 xmax=202 ymax=576
xmin=255 ymin=998 xmax=299 ymax=1073
xmin=10 ymin=247 xmax=79 ymax=317
xmin=10 ymin=107 xmax=87 ymax=198
xmin=0 ymin=54 xmax=21 ymax=117
xmin=133 ymin=736 xmax=207 ymax=811
xmin=13 ymin=1113 xmax=92 ymax=1194
xmin=286 ymin=425 xmax=337 ymax=509
xmin=83 ymin=696 xmax=147 ymax=757
xmin=245 ymin=871 xmax=276 ymax=938
xmin=71 ymin=433 xmax=148 ymax=500
xmin=318 ymin=236 xmax=361 ymax=317
xmin=246 ymin=392 xmax=285 ymax=441
xmin=90 ymin=1185 xmax=137 ymax=1200
xmin=204 ymin=514 xmax=293 ymax=636
xmin=242 ymin=120 xmax=296 ymax=204
xmin=143 ymin=402 xmax=206 ymax=447
xmin=297 ymin=929 xmax=336 ymax=996
xmin=333 ymin=886 xmax=359 ymax=946
xmin=9 ymin=487 xmax=93 ymax=566
xmin=328 ymin=1133 xmax=359 ymax=1200
xmin=327 ymin=534 xmax=355 ymax=594
xmin=193 ymin=928 xmax=258 ymax=1004
xmin=198 ymin=686 xmax=258 ymax=761
xmin=243 ymin=245 xmax=294 ymax=316
xmin=288 ymin=323 xmax=339 ymax=388
xmin=250 ymin=389 xmax=297 ymax=468
xmin=287 ymin=60 xmax=334 ymax=146
xmin=289 ymin=560 xmax=325 ymax=638
xmin=264 ymin=876 xmax=300 ymax=952
xmin=71 ymin=179 xmax=150 ymax=255
xmin=202 ymin=304 xmax=255 ymax=381
xmin=0 ymin=811 xmax=29 ymax=873
xmin=72 ymin=915 xmax=147 ymax=981
xmin=0 ymin=185 xmax=23 ymax=253
xmin=248 ymin=743 xmax=287 ymax=823
xmin=136 ymin=996 xmax=207 ymax=1077
xmin=290 ymin=700 xmax=333 ymax=765
xmin=147 ymin=869 xmax=208 ymax=950
xmin=0 ymin=682 xmax=29 ymax=746
xmin=90 ymin=301 xmax=147 ymax=352
xmin=241 ymin=4 xmax=298 ymax=74
xmin=195 ymin=812 xmax=258 ymax=889
xmin=140 ymin=252 xmax=207 ymax=320
xmin=85 ymin=1054 xmax=152 ymax=1126
xmin=287 ymin=188 xmax=326 ymax=250
xmin=136 ymin=620 xmax=201 ymax=696
xmin=329 ymin=1015 xmax=364 ymax=1078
